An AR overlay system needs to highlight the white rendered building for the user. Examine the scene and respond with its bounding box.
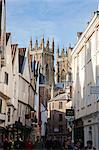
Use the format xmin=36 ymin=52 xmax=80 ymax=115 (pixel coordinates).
xmin=72 ymin=11 xmax=99 ymax=149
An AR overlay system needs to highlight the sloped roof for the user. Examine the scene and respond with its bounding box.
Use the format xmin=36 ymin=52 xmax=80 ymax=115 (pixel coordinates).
xmin=49 ymin=93 xmax=68 ymax=102
xmin=18 ymin=48 xmax=26 ymax=73
xmin=6 ymin=32 xmax=11 ymax=45
xmin=11 ymin=44 xmax=18 ymax=63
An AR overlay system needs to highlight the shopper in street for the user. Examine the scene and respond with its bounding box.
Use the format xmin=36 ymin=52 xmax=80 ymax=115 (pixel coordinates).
xmin=84 ymin=140 xmax=96 ymax=150
xmin=8 ymin=137 xmax=14 ymax=150
xmin=3 ymin=137 xmax=9 ymax=150
xmin=74 ymin=140 xmax=82 ymax=150
xmin=24 ymin=138 xmax=33 ymax=150
xmin=63 ymin=137 xmax=74 ymax=150
xmin=14 ymin=137 xmax=24 ymax=150
xmin=0 ymin=136 xmax=3 ymax=149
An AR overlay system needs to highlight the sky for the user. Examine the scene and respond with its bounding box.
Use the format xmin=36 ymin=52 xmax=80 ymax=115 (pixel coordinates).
xmin=6 ymin=0 xmax=98 ymax=53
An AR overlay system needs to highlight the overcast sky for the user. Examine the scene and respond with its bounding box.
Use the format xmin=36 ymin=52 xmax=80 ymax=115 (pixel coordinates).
xmin=6 ymin=0 xmax=98 ymax=52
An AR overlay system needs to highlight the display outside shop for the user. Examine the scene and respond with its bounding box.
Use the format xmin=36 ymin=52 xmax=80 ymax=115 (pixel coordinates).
xmin=66 ymin=108 xmax=75 ymax=142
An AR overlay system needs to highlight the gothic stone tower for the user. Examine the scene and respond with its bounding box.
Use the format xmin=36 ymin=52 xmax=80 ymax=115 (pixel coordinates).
xmin=56 ymin=46 xmax=72 ymax=83
xmin=29 ymin=37 xmax=55 ymax=87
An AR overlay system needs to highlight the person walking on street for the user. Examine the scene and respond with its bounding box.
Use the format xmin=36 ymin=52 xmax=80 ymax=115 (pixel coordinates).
xmin=74 ymin=140 xmax=82 ymax=150
xmin=14 ymin=137 xmax=23 ymax=150
xmin=3 ymin=137 xmax=9 ymax=150
xmin=63 ymin=137 xmax=74 ymax=150
xmin=24 ymin=138 xmax=33 ymax=150
xmin=84 ymin=140 xmax=96 ymax=150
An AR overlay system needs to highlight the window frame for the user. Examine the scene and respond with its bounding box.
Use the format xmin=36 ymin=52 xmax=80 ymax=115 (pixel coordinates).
xmin=59 ymin=101 xmax=63 ymax=109
xmin=4 ymin=72 xmax=8 ymax=85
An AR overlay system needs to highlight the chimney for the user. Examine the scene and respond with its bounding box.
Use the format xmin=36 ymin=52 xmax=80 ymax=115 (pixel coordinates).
xmin=77 ymin=32 xmax=83 ymax=40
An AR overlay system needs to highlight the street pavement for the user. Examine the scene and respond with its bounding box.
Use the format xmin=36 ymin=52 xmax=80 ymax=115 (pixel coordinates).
xmin=34 ymin=142 xmax=47 ymax=150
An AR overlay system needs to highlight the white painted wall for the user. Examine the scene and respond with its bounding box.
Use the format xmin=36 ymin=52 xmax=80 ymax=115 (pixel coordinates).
xmin=41 ymin=103 xmax=47 ymax=136
xmin=72 ymin=12 xmax=99 ymax=149
xmin=72 ymin=13 xmax=99 ymax=119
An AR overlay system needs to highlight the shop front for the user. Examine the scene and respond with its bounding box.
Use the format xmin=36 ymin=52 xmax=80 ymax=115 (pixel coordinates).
xmin=74 ymin=118 xmax=84 ymax=147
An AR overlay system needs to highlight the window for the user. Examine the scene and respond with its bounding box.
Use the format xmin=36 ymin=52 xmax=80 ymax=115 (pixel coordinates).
xmin=8 ymin=108 xmax=11 ymax=122
xmin=52 ymin=126 xmax=54 ymax=132
xmin=59 ymin=125 xmax=63 ymax=133
xmin=0 ymin=99 xmax=2 ymax=113
xmin=49 ymin=103 xmax=51 ymax=110
xmin=96 ymin=76 xmax=99 ymax=100
xmin=52 ymin=103 xmax=54 ymax=109
xmin=59 ymin=114 xmax=62 ymax=121
xmin=61 ymin=69 xmax=66 ymax=82
xmin=59 ymin=102 xmax=63 ymax=109
xmin=53 ymin=114 xmax=54 ymax=120
xmin=46 ymin=64 xmax=49 ymax=83
xmin=68 ymin=72 xmax=72 ymax=81
xmin=4 ymin=72 xmax=8 ymax=85
xmin=86 ymin=40 xmax=91 ymax=63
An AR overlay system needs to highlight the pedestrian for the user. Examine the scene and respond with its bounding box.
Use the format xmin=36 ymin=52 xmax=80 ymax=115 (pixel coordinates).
xmin=45 ymin=137 xmax=50 ymax=149
xmin=0 ymin=136 xmax=3 ymax=149
xmin=3 ymin=137 xmax=9 ymax=150
xmin=14 ymin=137 xmax=23 ymax=150
xmin=24 ymin=138 xmax=33 ymax=150
xmin=63 ymin=137 xmax=74 ymax=150
xmin=74 ymin=140 xmax=82 ymax=150
xmin=84 ymin=140 xmax=96 ymax=150
xmin=8 ymin=137 xmax=14 ymax=150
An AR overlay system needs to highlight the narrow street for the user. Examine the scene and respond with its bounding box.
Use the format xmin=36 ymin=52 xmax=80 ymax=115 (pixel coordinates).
xmin=0 ymin=0 xmax=99 ymax=149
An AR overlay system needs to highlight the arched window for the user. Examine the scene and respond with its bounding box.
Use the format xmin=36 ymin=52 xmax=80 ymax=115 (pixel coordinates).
xmin=61 ymin=69 xmax=66 ymax=82
xmin=68 ymin=72 xmax=72 ymax=81
xmin=46 ymin=64 xmax=49 ymax=82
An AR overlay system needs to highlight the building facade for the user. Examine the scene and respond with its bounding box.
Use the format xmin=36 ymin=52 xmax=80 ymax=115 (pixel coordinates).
xmin=72 ymin=11 xmax=99 ymax=149
xmin=47 ymin=93 xmax=69 ymax=143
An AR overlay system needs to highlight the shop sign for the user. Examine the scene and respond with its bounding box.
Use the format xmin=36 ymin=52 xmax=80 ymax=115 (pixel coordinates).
xmin=66 ymin=109 xmax=74 ymax=116
xmin=90 ymin=86 xmax=99 ymax=94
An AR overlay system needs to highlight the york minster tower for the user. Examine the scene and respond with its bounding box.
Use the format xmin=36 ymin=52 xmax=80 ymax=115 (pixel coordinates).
xmin=29 ymin=37 xmax=55 ymax=87
xmin=56 ymin=45 xmax=72 ymax=84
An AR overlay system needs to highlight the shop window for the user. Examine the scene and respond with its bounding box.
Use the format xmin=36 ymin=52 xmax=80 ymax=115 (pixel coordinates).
xmin=52 ymin=126 xmax=54 ymax=132
xmin=59 ymin=114 xmax=62 ymax=121
xmin=8 ymin=108 xmax=11 ymax=122
xmin=59 ymin=125 xmax=63 ymax=133
xmin=53 ymin=114 xmax=54 ymax=120
xmin=89 ymin=126 xmax=92 ymax=140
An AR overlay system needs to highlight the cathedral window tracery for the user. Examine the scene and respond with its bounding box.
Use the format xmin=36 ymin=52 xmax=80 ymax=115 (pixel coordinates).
xmin=61 ymin=69 xmax=66 ymax=82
